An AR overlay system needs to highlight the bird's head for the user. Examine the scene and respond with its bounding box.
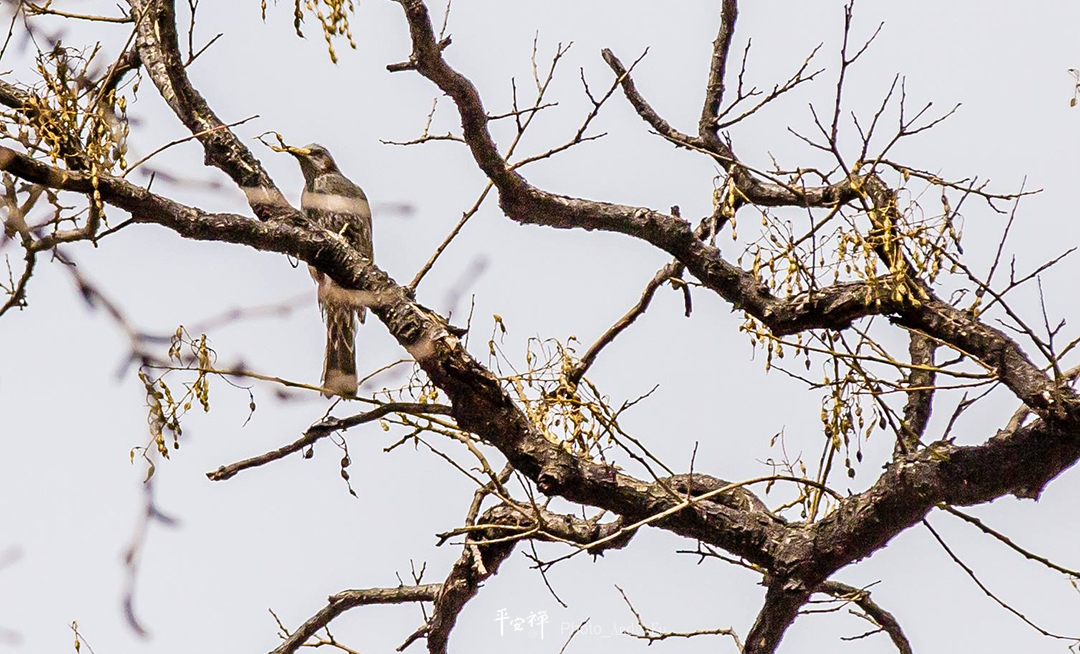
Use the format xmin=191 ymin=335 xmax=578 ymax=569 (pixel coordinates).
xmin=288 ymin=143 xmax=339 ymax=184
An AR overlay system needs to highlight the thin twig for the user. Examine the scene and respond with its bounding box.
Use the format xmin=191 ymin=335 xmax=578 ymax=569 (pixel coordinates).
xmin=923 ymin=519 xmax=1080 ymax=643
xmin=123 ymin=115 xmax=259 ymax=177
xmin=207 ymin=402 xmax=453 ymax=481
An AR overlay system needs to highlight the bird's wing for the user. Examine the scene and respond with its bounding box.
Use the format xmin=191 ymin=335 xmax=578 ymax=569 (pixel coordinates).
xmin=305 ymin=174 xmax=373 ymax=258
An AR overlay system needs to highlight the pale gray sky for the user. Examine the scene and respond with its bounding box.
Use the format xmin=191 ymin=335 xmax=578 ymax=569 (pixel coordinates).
xmin=2 ymin=1 xmax=1079 ymax=653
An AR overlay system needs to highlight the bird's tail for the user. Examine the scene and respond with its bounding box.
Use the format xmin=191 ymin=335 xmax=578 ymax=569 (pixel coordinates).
xmin=322 ymin=302 xmax=358 ymax=397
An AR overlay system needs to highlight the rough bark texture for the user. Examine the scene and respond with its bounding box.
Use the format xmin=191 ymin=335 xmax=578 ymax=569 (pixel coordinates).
xmin=2 ymin=1 xmax=1078 ymax=652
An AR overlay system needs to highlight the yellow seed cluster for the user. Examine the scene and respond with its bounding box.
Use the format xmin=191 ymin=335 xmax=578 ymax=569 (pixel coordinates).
xmin=818 ymin=370 xmax=877 ymax=480
xmin=263 ymin=0 xmax=357 ymax=64
xmin=731 ymin=164 xmax=969 ymax=489
xmin=130 ymin=327 xmax=215 ymax=479
xmin=26 ymin=48 xmax=128 ymax=197
xmin=735 ymin=170 xmax=962 ymax=313
xmin=1 ymin=46 xmax=131 ymax=232
xmin=492 ymin=335 xmax=634 ymax=460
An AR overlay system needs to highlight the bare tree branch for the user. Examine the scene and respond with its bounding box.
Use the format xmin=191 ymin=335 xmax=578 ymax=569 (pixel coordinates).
xmin=128 ymin=0 xmax=289 ymax=218
xmin=207 ymin=402 xmax=453 ymax=481
xmin=270 ymin=585 xmax=442 ymax=654
xmin=744 ymin=582 xmax=807 ymax=654
xmin=897 ymin=331 xmax=937 ymax=456
xmin=818 ymin=581 xmax=913 ymax=654
xmin=5 ymin=5 xmax=1080 ymax=650
xmin=923 ymin=519 xmax=1080 ymax=644
xmin=699 ymin=0 xmax=740 ymax=142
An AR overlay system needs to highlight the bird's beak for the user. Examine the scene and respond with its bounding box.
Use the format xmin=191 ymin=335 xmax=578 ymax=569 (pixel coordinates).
xmin=285 ymin=145 xmax=311 ymax=157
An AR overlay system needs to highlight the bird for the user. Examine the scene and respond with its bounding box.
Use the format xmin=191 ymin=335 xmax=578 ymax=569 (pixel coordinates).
xmin=288 ymin=143 xmax=373 ymax=397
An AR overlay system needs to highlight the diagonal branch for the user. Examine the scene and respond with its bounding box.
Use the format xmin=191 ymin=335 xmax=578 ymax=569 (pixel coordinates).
xmin=566 ymin=260 xmax=682 ymax=386
xmin=939 ymin=505 xmax=1080 ymax=578
xmin=601 ymin=44 xmax=853 ymax=208
xmin=599 ymin=48 xmax=704 ymax=150
xmin=0 ymin=247 xmax=35 ymax=318
xmin=923 ymin=519 xmax=1080 ymax=644
xmin=0 ymin=143 xmax=789 ymax=572
xmin=427 ymin=503 xmax=629 ymax=653
xmin=817 ymin=581 xmax=913 ymax=654
xmin=128 ymin=0 xmax=289 ymax=218
xmin=207 ymin=402 xmax=453 ymax=481
xmin=743 ymin=581 xmax=809 ymax=654
xmin=6 ymin=143 xmax=1080 ymax=654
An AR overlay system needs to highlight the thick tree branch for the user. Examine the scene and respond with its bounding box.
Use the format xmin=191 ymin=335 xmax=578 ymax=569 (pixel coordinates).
xmin=0 ymin=144 xmax=789 ymax=571
xmin=427 ymin=503 xmax=629 ymax=653
xmin=274 ymin=502 xmax=628 ymax=654
xmin=128 ymin=0 xmax=289 ymax=218
xmin=744 ymin=582 xmax=808 ymax=654
xmin=5 ymin=143 xmax=1080 ymax=653
xmin=0 ymin=80 xmax=27 ymax=112
xmin=6 ymin=4 xmax=1079 ymax=653
xmin=390 ymin=0 xmax=1076 ymax=434
xmin=802 ymin=415 xmax=1080 ymax=593
xmin=897 ymin=331 xmax=937 ymax=456
xmin=599 ymin=48 xmax=704 ymax=150
xmin=390 ymin=2 xmax=911 ymax=340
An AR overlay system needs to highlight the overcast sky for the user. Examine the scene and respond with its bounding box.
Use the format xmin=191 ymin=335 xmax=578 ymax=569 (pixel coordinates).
xmin=2 ymin=1 xmax=1080 ymax=653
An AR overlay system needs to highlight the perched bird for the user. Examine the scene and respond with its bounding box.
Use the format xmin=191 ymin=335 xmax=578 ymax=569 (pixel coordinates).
xmin=288 ymin=144 xmax=373 ymax=397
